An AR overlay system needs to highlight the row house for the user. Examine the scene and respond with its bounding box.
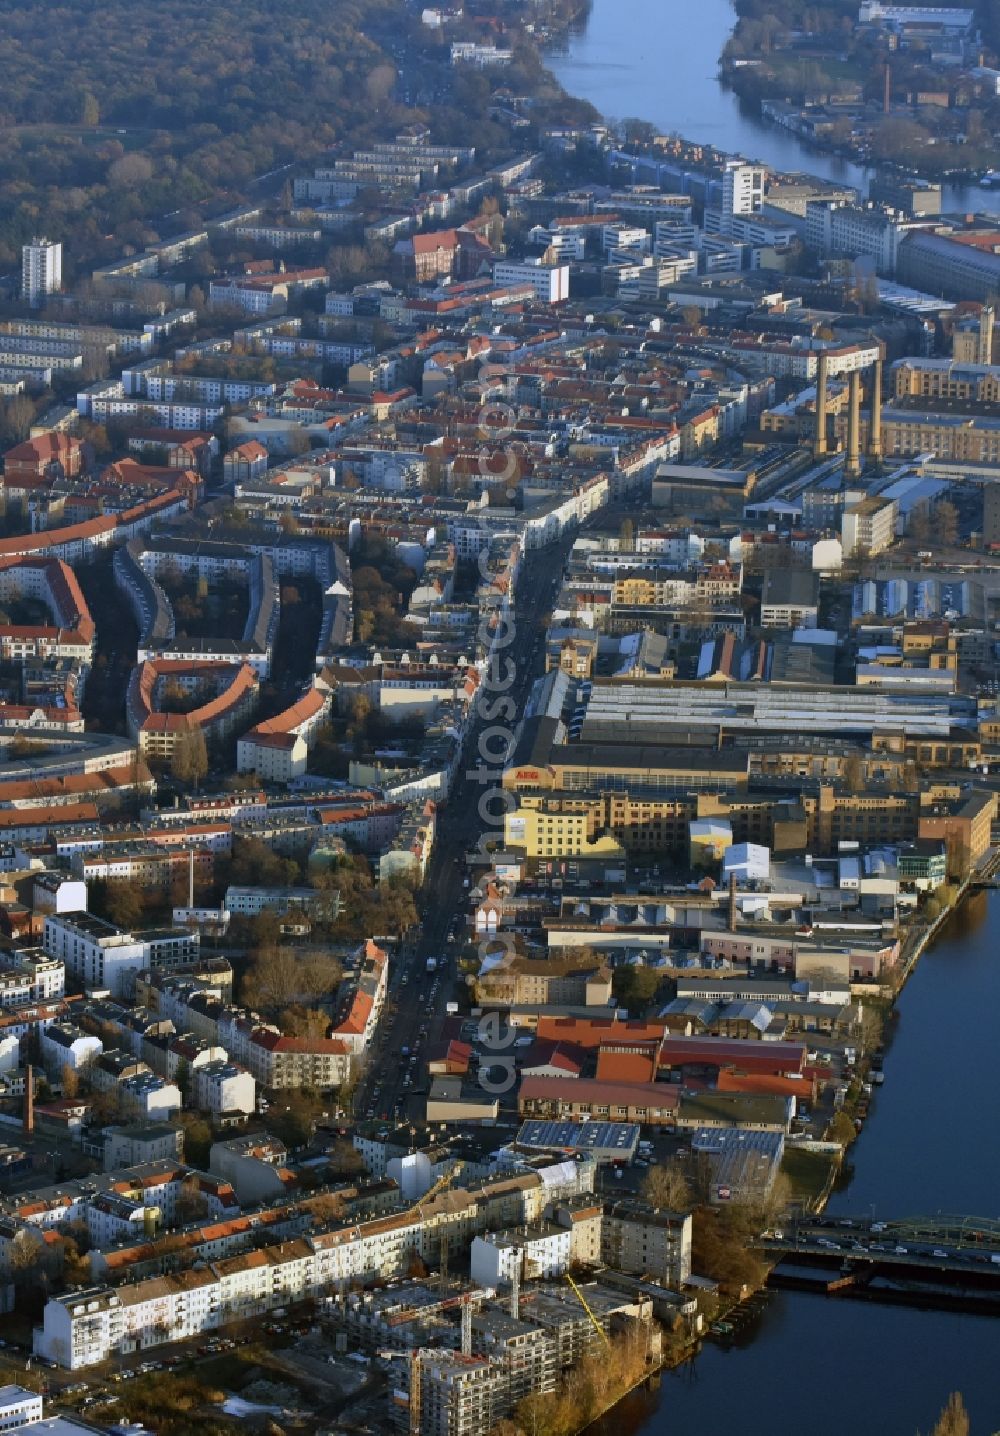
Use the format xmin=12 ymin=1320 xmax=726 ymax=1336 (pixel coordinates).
xmin=34 ymin=1157 xmax=593 ymax=1366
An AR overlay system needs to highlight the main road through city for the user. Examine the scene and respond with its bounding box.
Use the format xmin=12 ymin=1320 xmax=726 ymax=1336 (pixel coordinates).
xmin=353 ymin=532 xmax=577 ymax=1123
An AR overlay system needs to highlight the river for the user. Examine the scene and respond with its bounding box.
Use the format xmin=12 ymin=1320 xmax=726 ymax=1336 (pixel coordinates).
xmin=548 ymin=0 xmax=1000 ymax=214
xmin=584 ymin=894 xmax=1000 ymax=1436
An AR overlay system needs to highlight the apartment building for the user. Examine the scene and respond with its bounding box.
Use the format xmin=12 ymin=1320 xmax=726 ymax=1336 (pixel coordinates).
xmin=491 ymin=260 xmax=569 ymax=303
xmin=600 ymin=1200 xmax=692 ymax=1286
xmin=35 ymin=1153 xmax=600 ymax=1367
xmin=0 ymin=1385 xmax=43 ymax=1429
xmin=43 ymin=915 xmax=199 ymax=999
xmin=247 ymin=1031 xmax=352 ymax=1090
xmin=237 ymin=685 xmax=331 ymax=782
xmin=103 ymin=1124 xmax=184 ymax=1172
xmin=804 ymin=202 xmax=913 ymax=274
xmin=22 ymin=238 xmax=62 ymax=307
xmin=379 ymin=801 xmax=436 ymax=884
xmin=40 ymin=1021 xmax=102 ymax=1076
xmin=0 ymin=950 xmax=65 ymax=1007
xmin=470 ymin=1225 xmax=572 ymax=1286
xmin=476 ymin=954 xmax=612 ymax=1009
xmin=841 ymin=496 xmax=898 ymax=557
xmin=192 ymin=1061 xmax=255 ymax=1117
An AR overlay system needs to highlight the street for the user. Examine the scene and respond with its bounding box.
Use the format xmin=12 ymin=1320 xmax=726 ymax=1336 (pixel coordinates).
xmin=354 ymin=535 xmax=574 ymax=1122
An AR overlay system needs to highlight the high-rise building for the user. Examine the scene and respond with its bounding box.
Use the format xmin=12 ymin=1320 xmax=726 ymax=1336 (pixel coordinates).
xmin=22 ymin=237 xmax=62 ymax=307
xmin=721 ymin=160 xmax=765 ymax=219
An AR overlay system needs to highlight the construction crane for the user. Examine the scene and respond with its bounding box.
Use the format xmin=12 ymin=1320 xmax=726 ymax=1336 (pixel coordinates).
xmin=411 ymin=1159 xmax=467 ymax=1291
xmin=564 ymin=1273 xmax=611 ymax=1350
xmin=414 ymin=1159 xmax=466 ymax=1210
xmin=386 ymin=1285 xmax=495 ymax=1356
xmin=379 ymin=1349 xmax=422 ymax=1436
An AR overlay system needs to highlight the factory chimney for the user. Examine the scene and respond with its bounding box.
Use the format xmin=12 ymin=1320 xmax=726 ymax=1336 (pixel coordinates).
xmin=868 ymin=357 xmax=883 ymax=463
xmin=845 ymin=370 xmax=862 ymax=480
xmin=24 ymin=1064 xmax=34 ymax=1135
xmin=188 ymin=848 xmax=195 ymax=909
xmin=813 ymin=350 xmax=829 ymax=458
xmin=728 ymin=872 xmax=738 ymax=933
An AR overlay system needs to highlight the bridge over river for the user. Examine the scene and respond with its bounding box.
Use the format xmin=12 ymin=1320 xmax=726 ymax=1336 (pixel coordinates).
xmin=755 ymin=1215 xmax=1000 ymax=1312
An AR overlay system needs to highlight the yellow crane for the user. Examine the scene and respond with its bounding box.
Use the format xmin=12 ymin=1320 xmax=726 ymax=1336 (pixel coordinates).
xmin=413 ymin=1159 xmax=465 ymax=1210
xmin=380 ymin=1349 xmax=423 ymax=1436
xmin=564 ymin=1273 xmax=611 ymax=1349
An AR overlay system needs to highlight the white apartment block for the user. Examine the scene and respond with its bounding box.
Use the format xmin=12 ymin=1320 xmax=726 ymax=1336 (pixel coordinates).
xmin=40 ymin=1021 xmax=102 ymax=1076
xmin=0 ymin=952 xmax=65 ymax=1007
xmin=732 ymin=339 xmax=881 ymax=381
xmin=22 ymin=238 xmax=62 ymax=307
xmin=491 ymin=260 xmax=569 ymax=304
xmin=85 ymin=1191 xmax=160 ymax=1250
xmin=470 ymin=1224 xmax=572 ymax=1287
xmin=722 ymin=160 xmax=765 ymax=219
xmin=235 ymin=731 xmax=307 ymax=782
xmin=120 ymin=1074 xmax=182 ymax=1121
xmin=103 ymin=1124 xmax=184 ymax=1172
xmin=0 ymin=1383 xmax=43 ymax=1430
xmin=43 ymin=915 xmax=199 ymax=999
xmin=842 ymin=497 xmax=898 ymax=558
xmin=192 ymin=1060 xmax=255 ymax=1117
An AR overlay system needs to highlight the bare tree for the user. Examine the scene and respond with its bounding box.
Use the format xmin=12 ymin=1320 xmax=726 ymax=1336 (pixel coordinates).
xmin=640 ymin=1161 xmax=691 ymax=1211
xmin=935 ymin=500 xmax=959 ymax=550
xmin=924 ymin=1393 xmax=969 ymax=1436
xmin=841 ymin=753 xmax=865 ymax=793
xmin=243 ymin=947 xmax=342 ymax=1020
xmin=174 ymin=1176 xmax=209 ymax=1227
xmin=170 ymin=728 xmax=208 ymax=789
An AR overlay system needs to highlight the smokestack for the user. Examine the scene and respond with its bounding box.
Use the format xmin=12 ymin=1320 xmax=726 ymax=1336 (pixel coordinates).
xmin=728 ymin=872 xmax=738 ymax=933
xmin=883 ymin=61 xmax=891 ymax=115
xmin=845 ymin=370 xmax=862 ymax=480
xmin=813 ymin=351 xmax=829 ymax=458
xmin=868 ymin=358 xmax=883 ymax=463
xmin=24 ymin=1064 xmax=34 ymax=1135
xmin=188 ymin=848 xmax=195 ymax=909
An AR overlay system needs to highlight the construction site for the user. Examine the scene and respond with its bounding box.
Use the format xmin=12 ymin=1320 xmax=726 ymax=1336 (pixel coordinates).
xmin=325 ymin=1274 xmax=663 ymax=1436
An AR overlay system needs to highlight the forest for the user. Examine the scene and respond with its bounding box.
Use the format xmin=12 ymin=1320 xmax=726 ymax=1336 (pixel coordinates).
xmin=0 ymin=0 xmax=410 ymax=273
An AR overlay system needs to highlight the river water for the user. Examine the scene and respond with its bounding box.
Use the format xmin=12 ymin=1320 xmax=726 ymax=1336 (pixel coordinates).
xmin=549 ymin=0 xmax=1000 ymax=214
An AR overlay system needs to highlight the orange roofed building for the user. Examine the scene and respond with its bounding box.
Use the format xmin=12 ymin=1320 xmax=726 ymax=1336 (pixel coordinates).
xmin=4 ymin=433 xmax=83 ymax=485
xmin=127 ymin=659 xmax=259 ymax=759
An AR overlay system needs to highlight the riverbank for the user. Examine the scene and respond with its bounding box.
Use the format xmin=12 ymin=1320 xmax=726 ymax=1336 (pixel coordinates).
xmin=578 ymin=891 xmax=1000 ymax=1436
xmin=718 ymin=0 xmax=999 ymax=183
xmin=546 ymin=0 xmax=1000 ymax=213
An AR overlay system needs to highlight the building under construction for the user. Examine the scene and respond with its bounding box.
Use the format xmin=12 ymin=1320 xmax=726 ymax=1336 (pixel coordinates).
xmin=328 ymin=1277 xmax=655 ymax=1436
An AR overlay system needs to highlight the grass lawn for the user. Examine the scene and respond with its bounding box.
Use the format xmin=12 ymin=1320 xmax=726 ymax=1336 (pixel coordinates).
xmin=782 ymin=1146 xmax=837 ymax=1207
